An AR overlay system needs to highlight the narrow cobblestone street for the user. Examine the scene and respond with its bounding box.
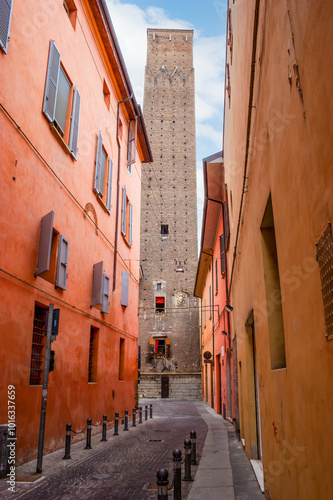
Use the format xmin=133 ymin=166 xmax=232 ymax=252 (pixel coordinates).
xmin=0 ymin=400 xmax=262 ymax=499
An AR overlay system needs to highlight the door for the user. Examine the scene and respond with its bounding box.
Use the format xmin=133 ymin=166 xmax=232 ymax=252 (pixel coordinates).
xmin=161 ymin=376 xmax=169 ymax=398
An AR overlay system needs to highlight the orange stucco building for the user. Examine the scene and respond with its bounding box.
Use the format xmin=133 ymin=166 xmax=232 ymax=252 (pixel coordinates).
xmin=223 ymin=0 xmax=333 ymax=498
xmin=194 ymin=152 xmax=235 ymax=422
xmin=0 ymin=0 xmax=152 ymax=464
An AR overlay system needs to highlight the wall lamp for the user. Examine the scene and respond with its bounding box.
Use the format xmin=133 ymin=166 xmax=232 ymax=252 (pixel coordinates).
xmin=221 ymin=331 xmax=228 ymax=336
xmin=225 ymin=304 xmax=233 ymax=313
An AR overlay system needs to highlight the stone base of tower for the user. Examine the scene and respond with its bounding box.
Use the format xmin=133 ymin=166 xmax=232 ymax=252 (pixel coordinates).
xmin=138 ymin=373 xmax=202 ymax=399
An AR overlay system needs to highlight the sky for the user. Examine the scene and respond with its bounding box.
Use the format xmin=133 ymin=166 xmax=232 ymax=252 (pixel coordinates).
xmin=105 ymin=0 xmax=227 ymax=243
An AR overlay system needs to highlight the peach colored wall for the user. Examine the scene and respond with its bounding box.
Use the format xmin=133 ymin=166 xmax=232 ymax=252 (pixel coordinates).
xmin=224 ymin=0 xmax=333 ymax=498
xmin=0 ymin=0 xmax=144 ymax=464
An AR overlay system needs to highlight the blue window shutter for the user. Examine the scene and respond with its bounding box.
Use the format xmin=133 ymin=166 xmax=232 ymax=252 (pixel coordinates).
xmin=69 ymin=86 xmax=81 ymax=160
xmin=121 ymin=186 xmax=127 ymax=236
xmin=56 ymin=235 xmax=69 ymax=290
xmin=36 ymin=211 xmax=54 ymax=275
xmin=43 ymin=40 xmax=61 ymax=123
xmin=106 ymin=158 xmax=113 ymax=212
xmin=121 ymin=270 xmax=129 ymax=307
xmin=129 ymin=202 xmax=133 ymax=247
xmin=94 ymin=132 xmax=103 ymax=194
xmin=91 ymin=261 xmax=103 ymax=307
xmin=0 ymin=0 xmax=13 ymax=54
xmin=101 ymin=274 xmax=110 ymax=313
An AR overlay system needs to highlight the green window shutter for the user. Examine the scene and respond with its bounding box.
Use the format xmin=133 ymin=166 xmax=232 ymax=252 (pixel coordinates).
xmin=121 ymin=186 xmax=127 ymax=236
xmin=69 ymin=86 xmax=81 ymax=160
xmin=0 ymin=0 xmax=13 ymax=54
xmin=101 ymin=274 xmax=110 ymax=314
xmin=91 ymin=261 xmax=103 ymax=307
xmin=43 ymin=40 xmax=61 ymax=123
xmin=121 ymin=270 xmax=129 ymax=307
xmin=36 ymin=211 xmax=54 ymax=276
xmin=220 ymin=234 xmax=226 ymax=276
xmin=94 ymin=132 xmax=103 ymax=194
xmin=106 ymin=158 xmax=113 ymax=212
xmin=56 ymin=235 xmax=69 ymax=290
xmin=129 ymin=202 xmax=133 ymax=247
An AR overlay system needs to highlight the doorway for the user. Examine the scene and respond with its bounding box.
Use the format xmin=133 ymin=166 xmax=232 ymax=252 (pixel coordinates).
xmin=161 ymin=375 xmax=169 ymax=398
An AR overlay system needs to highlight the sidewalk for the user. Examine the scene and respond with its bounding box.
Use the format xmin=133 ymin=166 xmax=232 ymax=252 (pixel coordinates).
xmin=0 ymin=400 xmax=263 ymax=499
xmin=189 ymin=403 xmax=263 ymax=499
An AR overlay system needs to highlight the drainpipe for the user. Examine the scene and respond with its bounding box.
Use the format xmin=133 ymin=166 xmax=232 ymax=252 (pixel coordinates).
xmin=113 ymin=94 xmax=134 ymax=292
xmin=227 ymin=0 xmax=261 ymax=294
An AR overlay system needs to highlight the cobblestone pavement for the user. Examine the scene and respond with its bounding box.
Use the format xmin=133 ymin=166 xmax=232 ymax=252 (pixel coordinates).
xmin=0 ymin=400 xmax=208 ymax=500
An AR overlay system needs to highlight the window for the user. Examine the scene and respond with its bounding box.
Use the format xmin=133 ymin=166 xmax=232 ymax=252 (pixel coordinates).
xmin=63 ymin=0 xmax=77 ymax=29
xmin=103 ymin=79 xmax=110 ymax=110
xmin=94 ymin=132 xmax=113 ymax=212
xmin=155 ymin=339 xmax=165 ymax=358
xmin=91 ymin=261 xmax=110 ymax=314
xmin=161 ymin=224 xmax=169 ymax=236
xmin=127 ymin=119 xmax=137 ymax=173
xmin=226 ymin=63 xmax=231 ymax=107
xmin=30 ymin=303 xmax=48 ymax=385
xmin=157 ymin=283 xmax=162 ymax=290
xmin=155 ymin=296 xmax=165 ymax=314
xmin=121 ymin=270 xmax=129 ymax=307
xmin=36 ymin=211 xmax=69 ymax=290
xmin=316 ymin=223 xmax=333 ymax=340
xmin=209 ymin=285 xmax=212 ymax=319
xmin=261 ymin=195 xmax=286 ymax=369
xmin=220 ymin=234 xmax=226 ymax=276
xmin=88 ymin=326 xmax=99 ymax=383
xmin=43 ymin=40 xmax=81 ymax=159
xmin=223 ymin=184 xmax=230 ymax=251
xmin=121 ymin=186 xmax=133 ymax=246
xmin=204 ymin=299 xmax=207 ymax=327
xmin=215 ymin=259 xmax=218 ymax=293
xmin=119 ymin=338 xmax=125 ymax=380
xmin=0 ymin=0 xmax=13 ymax=54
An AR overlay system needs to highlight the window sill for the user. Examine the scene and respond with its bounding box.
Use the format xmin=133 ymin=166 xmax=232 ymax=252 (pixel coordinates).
xmin=49 ymin=123 xmax=75 ymax=160
xmin=96 ymin=194 xmax=110 ymax=214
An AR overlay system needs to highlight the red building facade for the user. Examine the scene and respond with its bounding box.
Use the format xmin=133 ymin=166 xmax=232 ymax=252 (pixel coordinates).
xmin=0 ymin=0 xmax=151 ymax=464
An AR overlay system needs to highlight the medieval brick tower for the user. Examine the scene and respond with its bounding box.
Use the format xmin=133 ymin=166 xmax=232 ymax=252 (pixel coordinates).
xmin=139 ymin=29 xmax=201 ymax=399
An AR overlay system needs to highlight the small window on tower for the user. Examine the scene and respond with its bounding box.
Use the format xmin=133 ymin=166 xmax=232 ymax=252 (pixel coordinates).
xmin=157 ymin=283 xmax=162 ymax=290
xmin=155 ymin=297 xmax=165 ymax=314
xmin=161 ymin=224 xmax=169 ymax=235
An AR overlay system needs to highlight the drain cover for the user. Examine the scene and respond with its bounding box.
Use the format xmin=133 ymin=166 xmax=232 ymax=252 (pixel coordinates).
xmin=148 ymin=439 xmax=163 ymax=442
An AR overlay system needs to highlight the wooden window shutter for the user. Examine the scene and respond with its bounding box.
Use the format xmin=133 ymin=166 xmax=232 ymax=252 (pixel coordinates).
xmin=101 ymin=274 xmax=110 ymax=314
xmin=148 ymin=338 xmax=154 ymax=358
xmin=224 ymin=184 xmax=230 ymax=251
xmin=121 ymin=186 xmax=127 ymax=236
xmin=209 ymin=285 xmax=212 ymax=317
xmin=129 ymin=202 xmax=133 ymax=247
xmin=43 ymin=40 xmax=61 ymax=123
xmin=166 ymin=338 xmax=171 ymax=358
xmin=121 ymin=270 xmax=129 ymax=307
xmin=127 ymin=118 xmax=137 ymax=168
xmin=56 ymin=235 xmax=69 ymax=289
xmin=220 ymin=233 xmax=226 ymax=276
xmin=215 ymin=259 xmax=218 ymax=293
xmin=0 ymin=0 xmax=13 ymax=54
xmin=36 ymin=211 xmax=55 ymax=276
xmin=68 ymin=86 xmax=81 ymax=160
xmin=94 ymin=132 xmax=103 ymax=194
xmin=106 ymin=157 xmax=113 ymax=212
xmin=91 ymin=261 xmax=103 ymax=307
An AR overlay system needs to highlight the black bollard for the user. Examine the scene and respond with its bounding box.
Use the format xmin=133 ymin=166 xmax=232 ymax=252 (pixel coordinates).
xmin=124 ymin=410 xmax=129 ymax=431
xmin=132 ymin=408 xmax=136 ymax=427
xmin=183 ymin=439 xmax=193 ymax=481
xmin=150 ymin=403 xmax=153 ymax=419
xmin=63 ymin=423 xmax=72 ymax=460
xmin=145 ymin=405 xmax=148 ymax=421
xmin=101 ymin=415 xmax=107 ymax=442
xmin=157 ymin=468 xmax=169 ymax=500
xmin=139 ymin=407 xmax=143 ymax=424
xmin=114 ymin=411 xmax=119 ymax=436
xmin=190 ymin=430 xmax=197 ymax=465
xmin=85 ymin=418 xmax=92 ymax=449
xmin=173 ymin=449 xmax=182 ymax=500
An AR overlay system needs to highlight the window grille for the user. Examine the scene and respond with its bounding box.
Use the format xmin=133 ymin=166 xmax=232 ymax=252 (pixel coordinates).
xmin=30 ymin=304 xmax=47 ymax=385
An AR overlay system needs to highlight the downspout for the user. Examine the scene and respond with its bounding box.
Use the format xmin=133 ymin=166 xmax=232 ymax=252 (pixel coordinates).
xmin=113 ymin=94 xmax=134 ymax=291
xmin=228 ymin=0 xmax=261 ymax=294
